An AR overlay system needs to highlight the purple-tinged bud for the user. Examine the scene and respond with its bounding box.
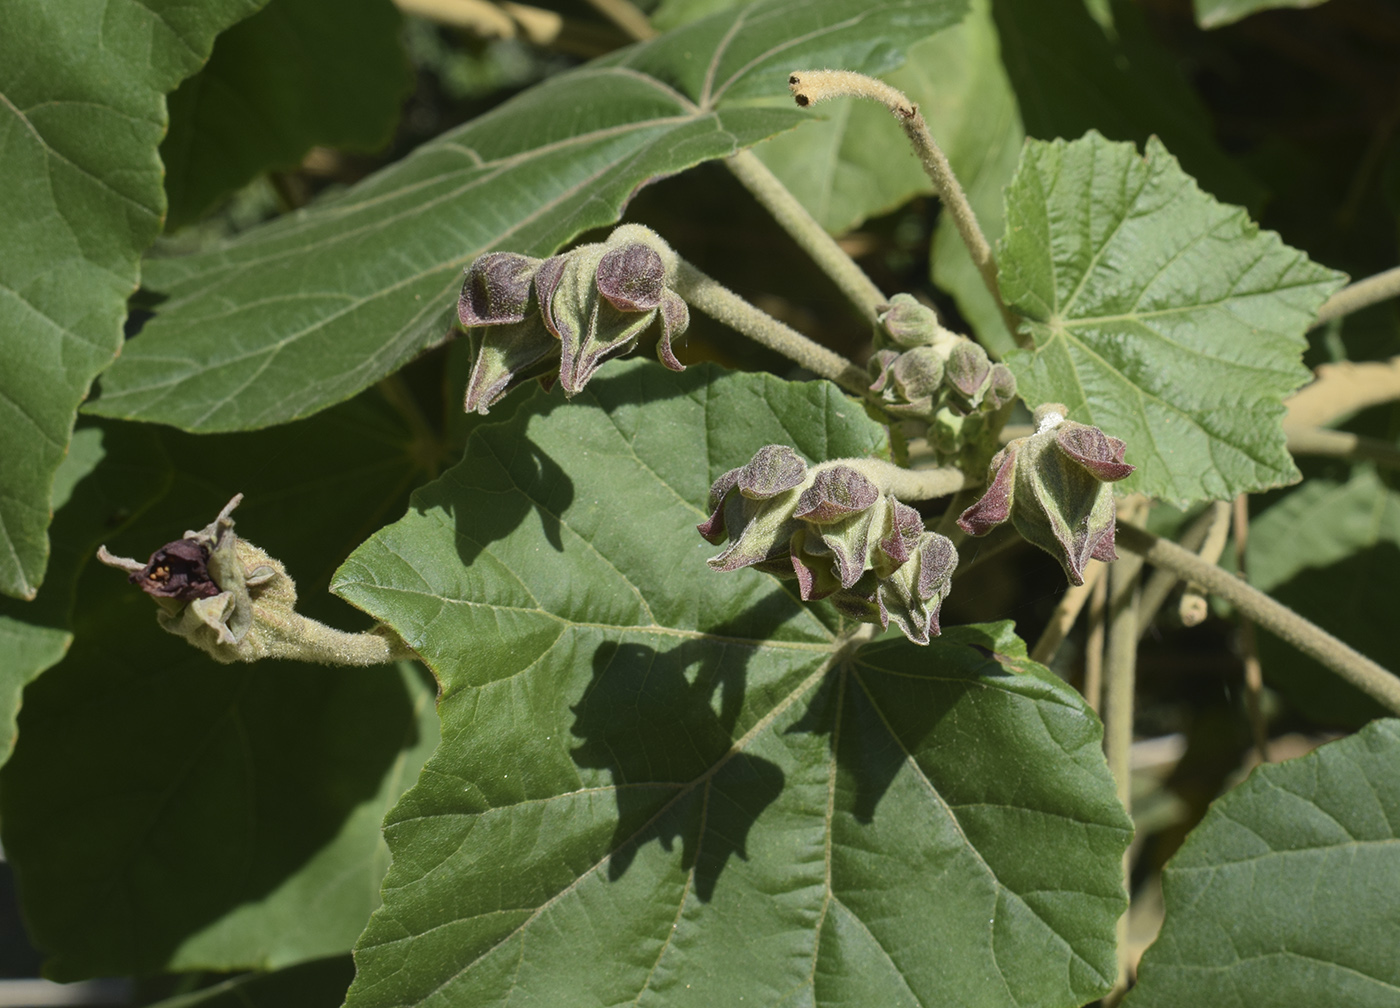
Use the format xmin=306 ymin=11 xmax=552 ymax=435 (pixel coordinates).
xmin=957 ymin=408 xmax=1134 ymax=585
xmin=457 ymin=225 xmax=690 ymax=414
xmin=944 ymin=340 xmax=992 ymax=405
xmin=458 ymin=252 xmax=542 ymax=327
xmin=877 ymin=294 xmax=947 ymax=349
xmin=699 ymin=447 xmax=961 ymax=644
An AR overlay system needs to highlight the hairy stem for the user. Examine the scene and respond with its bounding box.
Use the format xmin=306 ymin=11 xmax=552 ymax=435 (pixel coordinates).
xmin=787 ymin=70 xmax=1020 ymax=342
xmin=1287 ymin=426 xmax=1400 ymax=469
xmin=1232 ymin=494 xmax=1269 ymax=764
xmin=1137 ymin=504 xmax=1223 ymax=638
xmin=847 ymin=459 xmax=967 ymax=502
xmin=673 ymin=258 xmax=871 ymax=394
xmin=1177 ymin=500 xmax=1231 ymax=627
xmin=1103 ymin=549 xmax=1143 ymax=1001
xmin=257 ymin=612 xmax=419 ymax=666
xmin=1312 ymin=264 xmax=1400 ymax=327
xmin=724 ymin=150 xmax=886 ymax=323
xmin=1083 ymin=571 xmax=1109 ymax=713
xmin=1030 ymin=560 xmax=1107 ymax=665
xmin=583 ymin=0 xmax=655 ymax=39
xmin=1116 ymin=522 xmax=1400 ymax=715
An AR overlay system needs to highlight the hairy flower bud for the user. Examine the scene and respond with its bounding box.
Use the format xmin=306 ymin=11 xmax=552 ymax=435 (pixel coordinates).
xmin=98 ymin=496 xmax=413 ymax=666
xmin=868 ymin=295 xmax=1017 ymax=471
xmin=698 ymin=446 xmax=959 ymax=644
xmin=460 ymin=225 xmax=690 ymax=414
xmin=957 ymin=405 xmax=1135 ymax=585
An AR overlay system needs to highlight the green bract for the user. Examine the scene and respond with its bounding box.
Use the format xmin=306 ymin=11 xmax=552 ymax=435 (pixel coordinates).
xmin=958 ymin=404 xmax=1135 ymax=585
xmin=459 ymin=225 xmax=690 ymax=413
xmin=699 ymin=444 xmax=957 ymax=644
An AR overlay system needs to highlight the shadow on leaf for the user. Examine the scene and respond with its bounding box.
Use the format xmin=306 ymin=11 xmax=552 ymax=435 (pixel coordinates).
xmin=568 ymin=603 xmax=796 ymax=901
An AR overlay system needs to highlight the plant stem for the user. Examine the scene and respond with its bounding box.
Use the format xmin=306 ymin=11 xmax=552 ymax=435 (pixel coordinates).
xmin=1312 ymin=264 xmax=1400 ymax=327
xmin=673 ymin=258 xmax=871 ymax=394
xmin=1030 ymin=560 xmax=1107 ymax=665
xmin=787 ymin=70 xmax=1021 ymax=342
xmin=1103 ymin=548 xmax=1143 ymax=1001
xmin=1116 ymin=522 xmax=1400 ymax=715
xmin=1287 ymin=426 xmax=1400 ymax=469
xmin=1285 ymin=354 xmax=1400 ymax=428
xmin=260 ymin=612 xmax=419 ymax=666
xmin=1136 ymin=504 xmax=1225 ymax=638
xmin=1083 ymin=571 xmax=1109 ymax=713
xmin=1177 ymin=500 xmax=1231 ymax=627
xmin=1232 ymin=494 xmax=1269 ymax=764
xmin=582 ymin=0 xmax=655 ymax=39
xmin=850 ymin=459 xmax=967 ymax=502
xmin=724 ymin=150 xmax=886 ymax=324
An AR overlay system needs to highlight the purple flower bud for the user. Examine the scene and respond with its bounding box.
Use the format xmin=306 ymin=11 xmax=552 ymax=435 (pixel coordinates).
xmin=957 ymin=411 xmax=1135 ymax=585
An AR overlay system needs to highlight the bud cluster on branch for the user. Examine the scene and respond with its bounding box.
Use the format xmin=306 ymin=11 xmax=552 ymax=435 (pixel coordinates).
xmin=698 ymin=445 xmax=957 ymax=644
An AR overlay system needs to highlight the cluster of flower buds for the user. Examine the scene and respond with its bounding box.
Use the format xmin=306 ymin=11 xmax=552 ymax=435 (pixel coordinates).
xmin=697 ymin=445 xmax=957 ymax=644
xmin=867 ymin=294 xmax=1016 ymax=469
xmin=957 ymin=404 xmax=1135 ymax=585
xmin=97 ymin=496 xmax=410 ymax=665
xmin=459 ymin=224 xmax=690 ymax=414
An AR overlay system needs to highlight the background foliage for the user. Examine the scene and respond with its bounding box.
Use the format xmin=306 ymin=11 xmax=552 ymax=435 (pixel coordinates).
xmin=1 ymin=0 xmax=1397 ymax=1006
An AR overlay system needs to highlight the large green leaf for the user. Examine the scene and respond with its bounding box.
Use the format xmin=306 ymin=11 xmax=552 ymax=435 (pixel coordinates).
xmin=162 ymin=0 xmax=410 ymax=230
xmin=1244 ymin=468 xmax=1398 ymax=724
xmin=0 ymin=0 xmax=265 ymax=599
xmin=331 ymin=361 xmax=1132 ymax=1008
xmin=1193 ymin=0 xmax=1330 ymax=29
xmin=0 ymin=424 xmax=168 ymax=769
xmin=998 ymin=132 xmax=1345 ymax=505
xmin=86 ymin=0 xmax=967 ymax=435
xmin=0 ymin=393 xmax=441 ymax=979
xmin=1127 ymin=718 xmax=1400 ymax=1006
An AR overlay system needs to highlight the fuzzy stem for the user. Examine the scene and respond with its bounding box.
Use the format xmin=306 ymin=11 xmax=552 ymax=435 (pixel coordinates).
xmin=843 ymin=459 xmax=967 ymax=502
xmin=1116 ymin=522 xmax=1400 ymax=715
xmin=1232 ymin=494 xmax=1269 ymax=765
xmin=1083 ymin=570 xmax=1109 ymax=713
xmin=1136 ymin=505 xmax=1222 ymax=639
xmin=724 ymin=150 xmax=886 ymax=323
xmin=673 ymin=258 xmax=871 ymax=394
xmin=1029 ymin=560 xmax=1107 ymax=665
xmin=1312 ymin=264 xmax=1400 ymax=327
xmin=258 ymin=610 xmax=418 ymax=666
xmin=1287 ymin=426 xmax=1400 ymax=469
xmin=787 ymin=70 xmax=1021 ymax=342
xmin=1103 ymin=549 xmax=1143 ymax=1001
xmin=1177 ymin=500 xmax=1231 ymax=626
xmin=583 ymin=0 xmax=655 ymax=39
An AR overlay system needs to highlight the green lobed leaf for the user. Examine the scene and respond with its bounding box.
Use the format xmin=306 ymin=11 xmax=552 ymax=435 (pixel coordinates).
xmin=0 ymin=0 xmax=265 ymax=599
xmin=1193 ymin=0 xmax=1331 ymax=30
xmin=998 ymin=131 xmax=1345 ymax=504
xmin=1127 ymin=719 xmax=1400 ymax=1006
xmin=162 ymin=0 xmax=411 ymax=230
xmin=1243 ymin=468 xmax=1398 ymax=725
xmin=0 ymin=393 xmax=441 ymax=979
xmin=331 ymin=360 xmax=1131 ymax=1008
xmin=86 ymin=0 xmax=967 ymax=435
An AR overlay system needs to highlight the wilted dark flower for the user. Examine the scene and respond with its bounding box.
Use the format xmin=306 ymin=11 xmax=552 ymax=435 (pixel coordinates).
xmin=698 ymin=445 xmax=958 ymax=644
xmin=460 ymin=224 xmax=690 ymax=414
xmin=957 ymin=404 xmax=1135 ymax=585
xmin=97 ymin=496 xmax=411 ymax=666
